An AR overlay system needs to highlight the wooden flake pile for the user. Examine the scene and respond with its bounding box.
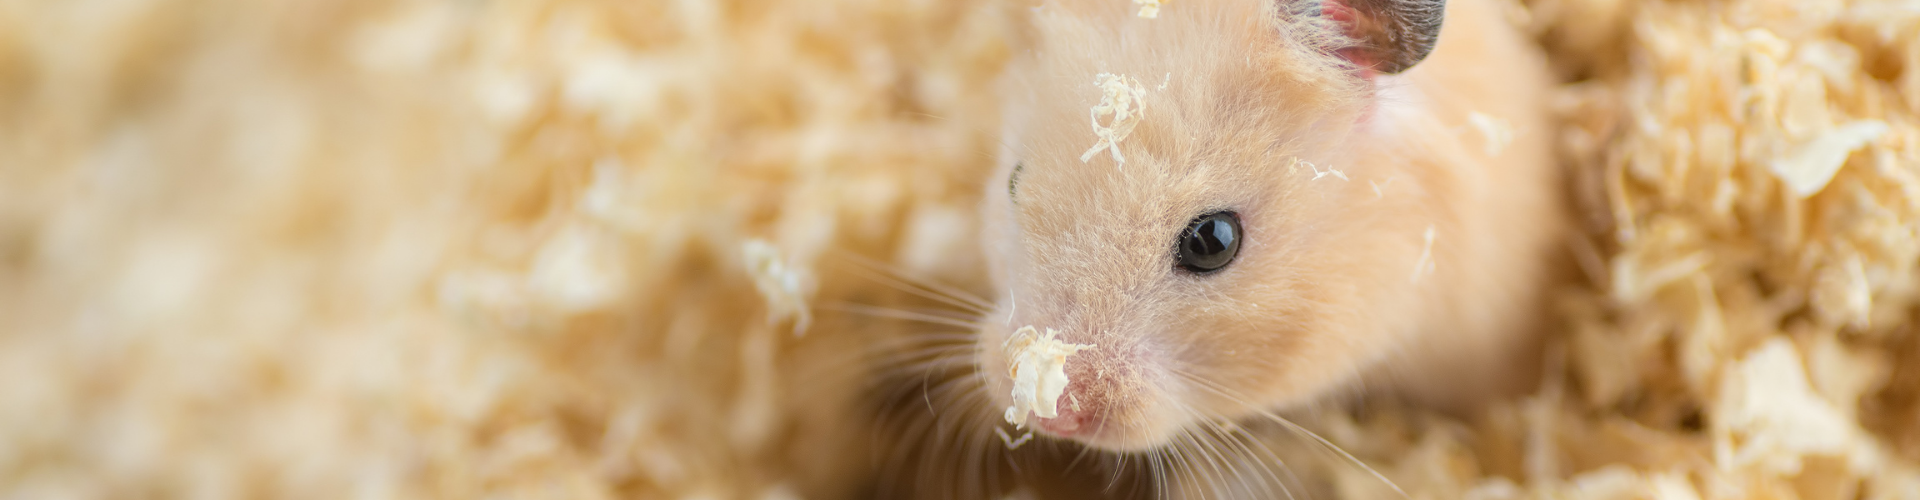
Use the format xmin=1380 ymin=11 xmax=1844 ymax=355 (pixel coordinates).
xmin=0 ymin=0 xmax=1015 ymax=498
xmin=1261 ymin=0 xmax=1920 ymax=498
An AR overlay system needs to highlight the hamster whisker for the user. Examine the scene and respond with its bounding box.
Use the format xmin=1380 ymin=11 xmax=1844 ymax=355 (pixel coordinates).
xmin=1163 ymin=429 xmax=1208 ymax=499
xmin=1149 ymin=439 xmax=1178 ymax=498
xmin=824 ymin=303 xmax=987 ymax=329
xmin=1212 ymin=421 xmax=1300 ymax=500
xmin=1257 ymin=412 xmax=1406 ymax=500
xmin=841 ymin=267 xmax=994 ymax=315
xmin=783 ymin=331 xmax=970 ymax=391
xmin=1180 ymin=427 xmax=1232 ymax=498
xmin=1162 ymin=433 xmax=1200 ymax=498
xmin=1190 ymin=409 xmax=1281 ymax=500
xmin=1081 ymin=451 xmax=1139 ymax=498
xmin=1061 ymin=439 xmax=1099 ymax=473
xmin=927 ymin=398 xmax=983 ymax=499
xmin=1173 ymin=403 xmax=1285 ymax=500
xmin=873 ymin=414 xmax=925 ymax=495
xmin=872 ymin=345 xmax=981 ymax=420
xmin=1164 ymin=448 xmax=1190 ymax=500
xmin=828 ymin=252 xmax=996 ymax=313
xmin=867 ymin=341 xmax=974 ymax=374
xmin=1167 ymin=368 xmax=1410 ymax=500
xmin=866 ymin=331 xmax=979 ymax=351
xmin=980 ymin=412 xmax=1011 ymax=499
xmin=1177 ymin=428 xmax=1238 ymax=499
xmin=871 ymin=345 xmax=982 ymax=399
xmin=1104 ymin=452 xmax=1130 ymax=493
xmin=876 ymin=378 xmax=999 ymax=500
xmin=900 ymin=366 xmax=1010 ymax=500
xmin=1148 ymin=448 xmax=1172 ymax=500
xmin=885 ymin=304 xmax=988 ymax=322
xmin=920 ymin=372 xmax=991 ymax=418
xmin=859 ymin=329 xmax=974 ymax=355
xmin=882 ymin=359 xmax=978 ymax=393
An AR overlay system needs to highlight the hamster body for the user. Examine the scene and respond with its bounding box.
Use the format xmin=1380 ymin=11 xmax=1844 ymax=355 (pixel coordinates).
xmin=977 ymin=0 xmax=1564 ymax=456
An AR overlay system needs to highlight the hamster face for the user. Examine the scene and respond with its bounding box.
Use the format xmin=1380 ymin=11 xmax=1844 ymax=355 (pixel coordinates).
xmin=976 ymin=0 xmax=1428 ymax=452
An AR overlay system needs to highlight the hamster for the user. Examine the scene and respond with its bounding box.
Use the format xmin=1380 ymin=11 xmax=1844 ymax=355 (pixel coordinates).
xmin=977 ymin=0 xmax=1565 ymax=457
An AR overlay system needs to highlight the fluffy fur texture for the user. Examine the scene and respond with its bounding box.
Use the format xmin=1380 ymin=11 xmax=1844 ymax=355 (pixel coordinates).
xmin=975 ymin=0 xmax=1564 ymax=455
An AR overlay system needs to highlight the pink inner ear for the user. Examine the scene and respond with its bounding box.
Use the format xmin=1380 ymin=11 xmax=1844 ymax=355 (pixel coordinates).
xmin=1319 ymin=0 xmax=1384 ymax=125
xmin=1319 ymin=0 xmax=1382 ymax=82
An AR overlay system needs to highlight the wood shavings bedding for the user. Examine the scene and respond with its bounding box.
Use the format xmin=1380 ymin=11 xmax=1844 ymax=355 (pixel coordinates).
xmin=1246 ymin=0 xmax=1920 ymax=497
xmin=1719 ymin=339 xmax=1861 ymax=472
xmin=1768 ymin=120 xmax=1891 ymax=197
xmin=0 ymin=0 xmax=1015 ymax=497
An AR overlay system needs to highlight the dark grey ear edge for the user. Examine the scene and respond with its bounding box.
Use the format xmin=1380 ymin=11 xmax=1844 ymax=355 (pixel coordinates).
xmin=1345 ymin=0 xmax=1446 ymax=74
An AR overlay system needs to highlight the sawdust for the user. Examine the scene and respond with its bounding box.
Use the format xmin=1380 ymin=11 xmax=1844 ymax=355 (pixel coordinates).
xmin=1262 ymin=0 xmax=1920 ymax=498
xmin=0 ymin=0 xmax=1013 ymax=497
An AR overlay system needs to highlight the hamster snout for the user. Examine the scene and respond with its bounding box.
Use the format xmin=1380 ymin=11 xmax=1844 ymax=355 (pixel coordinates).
xmin=981 ymin=320 xmax=1185 ymax=450
xmin=977 ymin=0 xmax=1564 ymax=454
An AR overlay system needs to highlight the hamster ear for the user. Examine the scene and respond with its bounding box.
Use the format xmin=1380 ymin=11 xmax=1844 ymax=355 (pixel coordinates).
xmin=1319 ymin=0 xmax=1445 ymax=75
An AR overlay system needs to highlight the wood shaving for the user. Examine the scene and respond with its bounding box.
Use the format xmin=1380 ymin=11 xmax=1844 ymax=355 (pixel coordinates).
xmin=743 ymin=241 xmax=813 ymax=336
xmin=1720 ymin=339 xmax=1857 ymax=472
xmin=1002 ymin=326 xmax=1093 ymax=428
xmin=1411 ymin=225 xmax=1436 ymax=283
xmin=1467 ymin=111 xmax=1516 ymax=156
xmin=1303 ymin=160 xmax=1348 ymax=181
xmin=1080 ymin=73 xmax=1147 ymax=166
xmin=1766 ymin=120 xmax=1889 ymax=197
xmin=994 ymin=427 xmax=1035 ymax=450
xmin=528 ymin=223 xmax=626 ymax=312
xmin=1133 ymin=0 xmax=1167 ymax=19
xmin=1371 ymin=175 xmax=1398 ymax=198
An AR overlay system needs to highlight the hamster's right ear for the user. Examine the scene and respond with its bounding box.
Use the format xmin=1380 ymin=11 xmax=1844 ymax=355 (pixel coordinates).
xmin=1317 ymin=0 xmax=1445 ymax=75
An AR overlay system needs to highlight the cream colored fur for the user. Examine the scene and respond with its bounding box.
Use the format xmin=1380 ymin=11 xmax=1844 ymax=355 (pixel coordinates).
xmin=976 ymin=0 xmax=1566 ymax=454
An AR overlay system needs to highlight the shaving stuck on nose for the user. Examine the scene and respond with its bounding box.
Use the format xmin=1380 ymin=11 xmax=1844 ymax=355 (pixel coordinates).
xmin=1002 ymin=326 xmax=1094 ymax=428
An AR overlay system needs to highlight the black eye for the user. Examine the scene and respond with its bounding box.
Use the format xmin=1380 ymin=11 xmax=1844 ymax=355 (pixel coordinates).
xmin=1176 ymin=212 xmax=1241 ymax=273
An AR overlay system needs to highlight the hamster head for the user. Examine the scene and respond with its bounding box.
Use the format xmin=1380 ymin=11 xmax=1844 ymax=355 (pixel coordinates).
xmin=978 ymin=0 xmax=1455 ymax=452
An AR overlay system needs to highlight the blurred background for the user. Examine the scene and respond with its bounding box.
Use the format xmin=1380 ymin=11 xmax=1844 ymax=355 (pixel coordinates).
xmin=0 ymin=0 xmax=1916 ymax=498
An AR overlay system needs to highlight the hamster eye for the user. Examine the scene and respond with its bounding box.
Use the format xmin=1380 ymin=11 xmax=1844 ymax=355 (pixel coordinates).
xmin=1176 ymin=212 xmax=1241 ymax=273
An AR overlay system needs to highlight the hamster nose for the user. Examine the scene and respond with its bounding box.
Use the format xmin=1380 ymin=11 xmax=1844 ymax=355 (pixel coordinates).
xmin=1035 ymin=385 xmax=1100 ymax=437
xmin=1036 ymin=408 xmax=1092 ymax=436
